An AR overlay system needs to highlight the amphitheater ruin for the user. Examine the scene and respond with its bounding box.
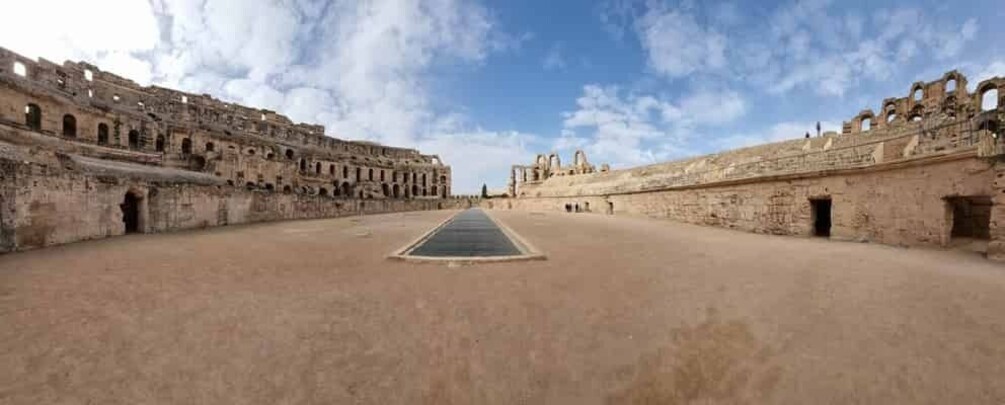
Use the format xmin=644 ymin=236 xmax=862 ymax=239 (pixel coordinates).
xmin=4 ymin=44 xmax=1005 ymax=403
xmin=0 ymin=47 xmax=473 ymax=253
xmin=508 ymin=70 xmax=1005 ymax=261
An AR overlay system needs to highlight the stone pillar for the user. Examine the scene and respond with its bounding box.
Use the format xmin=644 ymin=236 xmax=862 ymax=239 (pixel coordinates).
xmin=988 ymin=157 xmax=1005 ymax=261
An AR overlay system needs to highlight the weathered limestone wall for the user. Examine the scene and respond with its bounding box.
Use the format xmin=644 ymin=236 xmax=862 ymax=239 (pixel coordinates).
xmin=500 ymin=157 xmax=995 ymax=248
xmin=1 ymin=157 xmax=472 ymax=252
xmin=504 ymin=70 xmax=1005 ymax=260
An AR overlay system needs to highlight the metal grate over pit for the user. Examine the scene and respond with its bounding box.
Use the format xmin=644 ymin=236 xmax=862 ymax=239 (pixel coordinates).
xmin=407 ymin=209 xmax=521 ymax=257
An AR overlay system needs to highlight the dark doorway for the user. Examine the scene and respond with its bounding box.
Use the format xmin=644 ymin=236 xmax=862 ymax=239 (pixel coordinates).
xmin=947 ymin=196 xmax=992 ymax=240
xmin=565 ymin=203 xmax=572 ymax=213
xmin=121 ymin=192 xmax=140 ymax=234
xmin=810 ymin=198 xmax=832 ymax=237
xmin=607 ymin=201 xmax=614 ymax=215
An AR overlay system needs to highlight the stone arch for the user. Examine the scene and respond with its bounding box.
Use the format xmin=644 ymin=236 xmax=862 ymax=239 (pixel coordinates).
xmin=299 ymin=158 xmax=307 ymax=172
xmin=574 ymin=150 xmax=587 ymax=167
xmin=62 ymin=114 xmax=76 ymax=137
xmin=285 ymin=149 xmax=294 ymax=160
xmin=856 ymin=111 xmax=875 ymax=133
xmin=181 ymin=138 xmax=192 ymax=154
xmin=120 ymin=190 xmax=144 ymax=234
xmin=382 ymin=183 xmax=389 ymax=197
xmin=341 ymin=182 xmax=352 ymax=197
xmin=156 ymin=135 xmax=166 ymax=152
xmin=412 ymin=185 xmax=419 ymax=196
xmin=421 ymin=173 xmax=426 ymax=186
xmin=883 ymin=102 xmax=898 ymax=125
xmin=911 ymin=83 xmax=924 ymax=102
xmin=24 ymin=103 xmax=41 ymax=130
xmin=319 ymin=187 xmax=328 ymax=197
xmin=329 ymin=164 xmax=336 ymax=176
xmin=205 ymin=142 xmax=214 ymax=152
xmin=431 ymin=185 xmax=438 ymax=197
xmin=342 ymin=166 xmax=348 ymax=179
xmin=368 ymin=168 xmax=374 ymax=181
xmin=548 ymin=153 xmax=561 ymax=169
xmin=315 ymin=162 xmax=322 ymax=175
xmin=97 ymin=123 xmax=109 ymax=145
xmin=441 ymin=187 xmax=448 ymax=198
xmin=128 ymin=130 xmax=140 ymax=149
xmin=979 ymin=84 xmax=999 ymax=112
xmin=393 ymin=184 xmax=401 ymax=198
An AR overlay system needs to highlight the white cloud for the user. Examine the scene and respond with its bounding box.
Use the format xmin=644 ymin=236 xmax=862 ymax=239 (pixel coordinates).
xmin=613 ymin=0 xmax=982 ymax=97
xmin=560 ymin=84 xmax=746 ymax=168
xmin=543 ymin=43 xmax=567 ymax=70
xmin=636 ymin=6 xmax=727 ymax=78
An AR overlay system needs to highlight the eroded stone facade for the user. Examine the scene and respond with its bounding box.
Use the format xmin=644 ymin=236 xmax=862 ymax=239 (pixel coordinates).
xmin=0 ymin=47 xmax=466 ymax=252
xmin=506 ymin=71 xmax=1005 ymax=261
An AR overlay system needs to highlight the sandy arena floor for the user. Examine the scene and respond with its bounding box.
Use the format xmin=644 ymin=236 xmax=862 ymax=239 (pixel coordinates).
xmin=1 ymin=209 xmax=1004 ymax=404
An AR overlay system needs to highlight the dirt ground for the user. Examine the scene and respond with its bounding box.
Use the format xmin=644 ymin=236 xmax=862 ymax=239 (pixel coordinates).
xmin=1 ymin=209 xmax=1004 ymax=404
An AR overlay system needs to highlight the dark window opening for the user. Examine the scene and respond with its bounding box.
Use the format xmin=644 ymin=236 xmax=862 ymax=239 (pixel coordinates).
xmin=128 ymin=130 xmax=140 ymax=150
xmin=565 ymin=203 xmax=572 ymax=213
xmin=62 ymin=114 xmax=76 ymax=137
xmin=356 ymin=167 xmax=362 ymax=181
xmin=286 ymin=149 xmax=294 ymax=160
xmin=156 ymin=135 xmax=165 ymax=152
xmin=607 ymin=201 xmax=614 ymax=215
xmin=947 ymin=196 xmax=992 ymax=240
xmin=25 ymin=103 xmax=41 ymax=130
xmin=121 ymin=192 xmax=141 ymax=234
xmin=181 ymin=138 xmax=192 ymax=155
xmin=300 ymin=158 xmax=307 ymax=173
xmin=206 ymin=142 xmax=215 ymax=152
xmin=97 ymin=123 xmax=109 ymax=145
xmin=368 ymin=168 xmax=374 ymax=181
xmin=316 ymin=162 xmax=322 ymax=175
xmin=810 ymin=198 xmax=832 ymax=237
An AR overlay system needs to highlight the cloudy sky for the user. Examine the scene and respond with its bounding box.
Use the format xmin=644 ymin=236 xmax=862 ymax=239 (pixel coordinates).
xmin=2 ymin=0 xmax=1003 ymax=193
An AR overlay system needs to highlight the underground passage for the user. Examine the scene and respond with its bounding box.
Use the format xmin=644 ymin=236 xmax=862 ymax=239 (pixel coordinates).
xmin=406 ymin=208 xmax=521 ymax=257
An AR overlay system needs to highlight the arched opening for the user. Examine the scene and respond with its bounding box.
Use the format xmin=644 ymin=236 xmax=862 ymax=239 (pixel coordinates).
xmin=342 ymin=166 xmax=348 ymax=179
xmin=315 ymin=162 xmax=322 ymax=175
xmin=913 ymin=88 xmax=923 ymax=102
xmin=422 ymin=173 xmax=426 ymax=186
xmin=412 ymin=173 xmax=417 ymax=183
xmin=299 ymin=158 xmax=307 ymax=173
xmin=440 ymin=175 xmax=447 ymax=183
xmin=121 ymin=192 xmax=141 ymax=234
xmin=380 ymin=170 xmax=385 ymax=182
xmin=128 ymin=130 xmax=140 ymax=150
xmin=368 ymin=168 xmax=374 ymax=181
xmin=411 ymin=185 xmax=418 ymax=197
xmin=156 ymin=135 xmax=165 ymax=152
xmin=13 ymin=61 xmax=27 ymax=77
xmin=205 ymin=142 xmax=214 ymax=152
xmin=981 ymin=88 xmax=999 ymax=111
xmin=910 ymin=114 xmax=922 ymax=122
xmin=341 ymin=182 xmax=352 ymax=197
xmin=62 ymin=114 xmax=76 ymax=137
xmin=946 ymin=78 xmax=957 ymax=93
xmin=283 ymin=185 xmax=292 ymax=193
xmin=329 ymin=164 xmax=335 ymax=175
xmin=431 ymin=186 xmax=438 ymax=197
xmin=886 ymin=112 xmax=897 ymax=124
xmin=862 ymin=117 xmax=873 ymax=132
xmin=24 ymin=104 xmax=41 ymax=130
xmin=97 ymin=123 xmax=110 ymax=145
xmin=356 ymin=167 xmax=362 ymax=181
xmin=441 ymin=187 xmax=448 ymax=198
xmin=319 ymin=187 xmax=328 ymax=197
xmin=382 ymin=183 xmax=389 ymax=196
xmin=181 ymin=138 xmax=192 ymax=154
xmin=393 ymin=184 xmax=401 ymax=198
xmin=285 ymin=149 xmax=294 ymax=160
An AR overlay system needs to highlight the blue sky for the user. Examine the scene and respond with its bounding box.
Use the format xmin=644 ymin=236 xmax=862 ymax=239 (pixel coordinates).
xmin=3 ymin=0 xmax=1004 ymax=193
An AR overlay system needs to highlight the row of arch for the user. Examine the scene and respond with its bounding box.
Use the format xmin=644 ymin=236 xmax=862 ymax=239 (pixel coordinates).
xmin=855 ymin=80 xmax=1000 ymax=133
xmin=246 ymin=181 xmax=448 ymax=199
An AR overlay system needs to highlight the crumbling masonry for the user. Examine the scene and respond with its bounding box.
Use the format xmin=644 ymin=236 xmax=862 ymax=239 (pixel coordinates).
xmin=507 ymin=71 xmax=1005 ymax=261
xmin=0 ymin=47 xmax=467 ymax=253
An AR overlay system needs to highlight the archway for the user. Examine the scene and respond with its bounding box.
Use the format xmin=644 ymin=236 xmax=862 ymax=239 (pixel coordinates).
xmin=24 ymin=103 xmax=41 ymax=130
xmin=393 ymin=184 xmax=401 ymax=198
xmin=97 ymin=123 xmax=109 ymax=145
xmin=62 ymin=114 xmax=76 ymax=137
xmin=382 ymin=183 xmax=389 ymax=197
xmin=121 ymin=192 xmax=141 ymax=234
xmin=128 ymin=130 xmax=140 ymax=149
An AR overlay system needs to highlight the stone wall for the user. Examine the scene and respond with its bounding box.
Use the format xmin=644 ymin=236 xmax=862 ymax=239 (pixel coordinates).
xmin=0 ymin=47 xmax=467 ymax=253
xmin=505 ymin=71 xmax=1005 ymax=260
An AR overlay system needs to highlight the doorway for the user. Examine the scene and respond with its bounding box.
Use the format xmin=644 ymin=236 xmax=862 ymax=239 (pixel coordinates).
xmin=810 ymin=198 xmax=832 ymax=237
xmin=947 ymin=196 xmax=992 ymax=241
xmin=121 ymin=192 xmax=141 ymax=234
